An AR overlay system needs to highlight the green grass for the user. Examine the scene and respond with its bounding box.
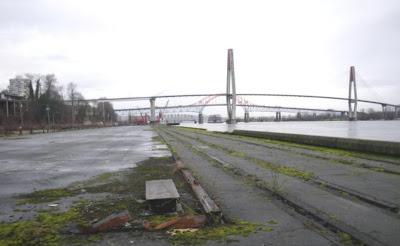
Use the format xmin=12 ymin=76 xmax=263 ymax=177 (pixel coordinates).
xmin=0 ymin=203 xmax=88 ymax=246
xmin=17 ymin=188 xmax=78 ymax=205
xmin=169 ymin=220 xmax=273 ymax=245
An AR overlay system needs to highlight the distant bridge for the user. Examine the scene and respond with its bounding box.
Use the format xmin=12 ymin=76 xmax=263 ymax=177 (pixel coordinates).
xmin=66 ymin=49 xmax=398 ymax=123
xmin=70 ymin=93 xmax=397 ymax=108
xmin=115 ymin=103 xmax=347 ymax=123
xmin=114 ymin=104 xmax=346 ymax=114
xmin=2 ymin=49 xmax=399 ymax=123
xmin=64 ymin=92 xmax=398 ymax=123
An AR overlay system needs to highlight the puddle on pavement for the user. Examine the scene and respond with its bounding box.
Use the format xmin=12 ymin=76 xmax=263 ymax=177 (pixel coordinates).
xmin=0 ymin=126 xmax=170 ymax=215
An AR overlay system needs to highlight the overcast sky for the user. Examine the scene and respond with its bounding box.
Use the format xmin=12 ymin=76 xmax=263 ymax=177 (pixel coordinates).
xmin=0 ymin=0 xmax=399 ymax=111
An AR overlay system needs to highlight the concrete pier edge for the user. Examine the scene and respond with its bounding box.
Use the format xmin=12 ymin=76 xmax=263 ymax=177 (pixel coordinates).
xmin=232 ymin=130 xmax=400 ymax=157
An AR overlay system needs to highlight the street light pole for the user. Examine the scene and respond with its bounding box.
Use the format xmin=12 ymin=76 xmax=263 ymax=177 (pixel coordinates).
xmin=52 ymin=113 xmax=55 ymax=132
xmin=19 ymin=103 xmax=24 ymax=126
xmin=46 ymin=106 xmax=50 ymax=133
xmin=102 ymin=102 xmax=105 ymax=125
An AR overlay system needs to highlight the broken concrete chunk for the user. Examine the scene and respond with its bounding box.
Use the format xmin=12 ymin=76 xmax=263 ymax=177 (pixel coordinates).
xmin=89 ymin=210 xmax=132 ymax=233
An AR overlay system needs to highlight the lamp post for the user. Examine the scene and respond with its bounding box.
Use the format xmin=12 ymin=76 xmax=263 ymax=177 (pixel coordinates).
xmin=18 ymin=103 xmax=23 ymax=135
xmin=52 ymin=112 xmax=55 ymax=132
xmin=46 ymin=105 xmax=50 ymax=133
xmin=19 ymin=103 xmax=24 ymax=125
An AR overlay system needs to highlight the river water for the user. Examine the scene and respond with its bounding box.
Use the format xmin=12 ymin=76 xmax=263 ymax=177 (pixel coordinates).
xmin=180 ymin=120 xmax=400 ymax=142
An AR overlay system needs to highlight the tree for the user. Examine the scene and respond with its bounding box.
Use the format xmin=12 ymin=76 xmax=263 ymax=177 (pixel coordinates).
xmin=96 ymin=99 xmax=117 ymax=124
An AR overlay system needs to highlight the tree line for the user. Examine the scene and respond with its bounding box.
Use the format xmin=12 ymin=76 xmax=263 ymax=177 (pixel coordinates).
xmin=1 ymin=74 xmax=117 ymax=131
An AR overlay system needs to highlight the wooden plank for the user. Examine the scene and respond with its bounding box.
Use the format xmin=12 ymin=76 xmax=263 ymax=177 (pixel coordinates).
xmin=181 ymin=169 xmax=221 ymax=215
xmin=146 ymin=179 xmax=180 ymax=201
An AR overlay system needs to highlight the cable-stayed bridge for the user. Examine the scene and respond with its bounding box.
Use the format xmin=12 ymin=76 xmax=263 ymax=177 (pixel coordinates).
xmin=75 ymin=49 xmax=398 ymax=123
xmin=2 ymin=49 xmax=399 ymax=124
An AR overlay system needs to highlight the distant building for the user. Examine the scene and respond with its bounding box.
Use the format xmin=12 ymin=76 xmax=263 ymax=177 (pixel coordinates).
xmin=207 ymin=114 xmax=223 ymax=123
xmin=8 ymin=78 xmax=30 ymax=98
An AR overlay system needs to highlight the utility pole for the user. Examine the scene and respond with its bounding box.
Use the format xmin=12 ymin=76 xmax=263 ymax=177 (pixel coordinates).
xmin=19 ymin=103 xmax=24 ymax=126
xmin=46 ymin=105 xmax=50 ymax=133
xmin=103 ymin=102 xmax=106 ymax=126
xmin=71 ymin=98 xmax=75 ymax=127
xmin=52 ymin=113 xmax=55 ymax=132
xmin=5 ymin=97 xmax=9 ymax=119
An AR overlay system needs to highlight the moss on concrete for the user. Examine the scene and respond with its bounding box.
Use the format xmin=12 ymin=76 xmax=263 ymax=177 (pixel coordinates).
xmin=181 ymin=132 xmax=315 ymax=182
xmin=6 ymin=155 xmax=203 ymax=246
xmin=17 ymin=188 xmax=79 ymax=205
xmin=147 ymin=214 xmax=179 ymax=227
xmin=169 ymin=220 xmax=273 ymax=245
xmin=0 ymin=202 xmax=91 ymax=246
xmin=231 ymin=130 xmax=400 ymax=160
xmin=338 ymin=232 xmax=354 ymax=245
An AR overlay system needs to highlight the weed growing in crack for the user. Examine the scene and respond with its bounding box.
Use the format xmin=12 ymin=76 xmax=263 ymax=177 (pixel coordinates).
xmin=270 ymin=171 xmax=286 ymax=195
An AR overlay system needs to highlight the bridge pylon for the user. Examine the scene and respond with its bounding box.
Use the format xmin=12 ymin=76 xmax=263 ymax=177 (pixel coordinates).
xmin=348 ymin=66 xmax=358 ymax=121
xmin=275 ymin=112 xmax=281 ymax=121
xmin=226 ymin=49 xmax=237 ymax=124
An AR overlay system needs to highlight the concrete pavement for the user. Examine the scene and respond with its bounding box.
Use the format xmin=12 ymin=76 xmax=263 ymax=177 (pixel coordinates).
xmin=158 ymin=126 xmax=400 ymax=246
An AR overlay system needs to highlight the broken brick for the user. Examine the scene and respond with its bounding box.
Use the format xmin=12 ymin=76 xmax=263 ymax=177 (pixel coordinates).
xmin=89 ymin=210 xmax=132 ymax=233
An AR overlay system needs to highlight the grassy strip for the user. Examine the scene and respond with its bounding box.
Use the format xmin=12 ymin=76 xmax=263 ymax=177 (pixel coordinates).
xmin=169 ymin=220 xmax=273 ymax=245
xmin=171 ymin=128 xmax=314 ymax=181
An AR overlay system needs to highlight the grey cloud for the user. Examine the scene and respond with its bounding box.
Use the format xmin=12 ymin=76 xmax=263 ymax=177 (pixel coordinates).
xmin=0 ymin=0 xmax=99 ymax=33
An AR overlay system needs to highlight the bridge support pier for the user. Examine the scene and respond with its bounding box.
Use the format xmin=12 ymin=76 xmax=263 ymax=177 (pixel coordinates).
xmin=198 ymin=113 xmax=204 ymax=124
xmin=275 ymin=112 xmax=281 ymax=121
xmin=382 ymin=104 xmax=387 ymax=120
xmin=341 ymin=112 xmax=346 ymax=120
xmin=348 ymin=66 xmax=358 ymax=121
xmin=226 ymin=49 xmax=237 ymax=124
xmin=150 ymin=97 xmax=156 ymax=123
xmin=244 ymin=111 xmax=250 ymax=122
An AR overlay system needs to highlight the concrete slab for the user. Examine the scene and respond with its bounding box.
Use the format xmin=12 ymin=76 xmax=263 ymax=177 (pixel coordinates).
xmin=145 ymin=179 xmax=180 ymax=201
